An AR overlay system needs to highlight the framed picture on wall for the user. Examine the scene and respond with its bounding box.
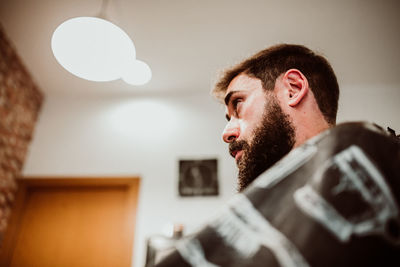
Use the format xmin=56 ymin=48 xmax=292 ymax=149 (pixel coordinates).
xmin=178 ymin=159 xmax=218 ymax=196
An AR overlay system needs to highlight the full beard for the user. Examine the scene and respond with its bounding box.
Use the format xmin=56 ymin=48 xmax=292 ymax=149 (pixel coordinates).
xmin=230 ymin=97 xmax=295 ymax=192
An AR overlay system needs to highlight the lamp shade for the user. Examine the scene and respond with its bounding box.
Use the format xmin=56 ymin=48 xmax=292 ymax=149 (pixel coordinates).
xmin=51 ymin=16 xmax=151 ymax=85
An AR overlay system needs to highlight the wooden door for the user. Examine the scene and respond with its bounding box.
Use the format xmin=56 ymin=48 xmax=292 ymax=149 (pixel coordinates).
xmin=0 ymin=177 xmax=140 ymax=267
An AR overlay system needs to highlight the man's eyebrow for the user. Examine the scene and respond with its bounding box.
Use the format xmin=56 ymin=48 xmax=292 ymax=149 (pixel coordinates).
xmin=224 ymin=90 xmax=242 ymax=105
xmin=224 ymin=91 xmax=234 ymax=105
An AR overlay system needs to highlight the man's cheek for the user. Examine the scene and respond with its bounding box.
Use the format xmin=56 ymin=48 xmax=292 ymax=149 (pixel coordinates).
xmin=239 ymin=121 xmax=251 ymax=139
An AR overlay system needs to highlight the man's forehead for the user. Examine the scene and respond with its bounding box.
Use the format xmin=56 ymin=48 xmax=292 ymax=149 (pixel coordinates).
xmin=224 ymin=74 xmax=263 ymax=104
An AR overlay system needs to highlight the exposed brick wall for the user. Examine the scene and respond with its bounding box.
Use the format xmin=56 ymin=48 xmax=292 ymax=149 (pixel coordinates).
xmin=0 ymin=24 xmax=44 ymax=241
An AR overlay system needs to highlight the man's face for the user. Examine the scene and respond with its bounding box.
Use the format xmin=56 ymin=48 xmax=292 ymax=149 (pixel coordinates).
xmin=223 ymin=74 xmax=295 ymax=191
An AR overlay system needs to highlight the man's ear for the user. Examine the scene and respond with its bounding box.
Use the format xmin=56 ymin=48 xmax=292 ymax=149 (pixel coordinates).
xmin=283 ymin=69 xmax=309 ymax=107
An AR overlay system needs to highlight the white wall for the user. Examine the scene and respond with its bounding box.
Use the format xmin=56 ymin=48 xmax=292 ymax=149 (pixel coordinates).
xmin=22 ymin=92 xmax=237 ymax=267
xmin=338 ymin=83 xmax=400 ymax=130
xmin=22 ymin=81 xmax=399 ymax=267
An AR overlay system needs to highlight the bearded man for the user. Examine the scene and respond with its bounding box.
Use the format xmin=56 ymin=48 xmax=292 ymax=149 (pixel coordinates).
xmin=213 ymin=44 xmax=339 ymax=191
xmin=154 ymin=45 xmax=400 ymax=267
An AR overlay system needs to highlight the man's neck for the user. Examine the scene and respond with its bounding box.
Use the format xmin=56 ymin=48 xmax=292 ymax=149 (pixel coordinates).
xmin=293 ymin=121 xmax=331 ymax=148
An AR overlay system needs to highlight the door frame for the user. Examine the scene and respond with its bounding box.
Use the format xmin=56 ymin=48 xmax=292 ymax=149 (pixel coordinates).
xmin=0 ymin=176 xmax=141 ymax=266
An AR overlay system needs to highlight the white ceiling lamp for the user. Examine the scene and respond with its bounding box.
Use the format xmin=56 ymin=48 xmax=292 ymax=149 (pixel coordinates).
xmin=51 ymin=0 xmax=151 ymax=85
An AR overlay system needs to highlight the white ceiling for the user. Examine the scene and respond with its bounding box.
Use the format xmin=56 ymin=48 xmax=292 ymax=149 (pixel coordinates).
xmin=1 ymin=0 xmax=399 ymax=96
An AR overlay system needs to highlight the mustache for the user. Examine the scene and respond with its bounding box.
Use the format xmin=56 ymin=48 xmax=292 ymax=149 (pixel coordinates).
xmin=229 ymin=140 xmax=249 ymax=156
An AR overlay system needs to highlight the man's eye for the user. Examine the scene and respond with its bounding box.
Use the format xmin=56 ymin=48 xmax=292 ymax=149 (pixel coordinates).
xmin=232 ymin=98 xmax=243 ymax=112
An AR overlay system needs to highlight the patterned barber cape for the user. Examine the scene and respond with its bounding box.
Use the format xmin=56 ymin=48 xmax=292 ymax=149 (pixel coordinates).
xmin=155 ymin=122 xmax=400 ymax=267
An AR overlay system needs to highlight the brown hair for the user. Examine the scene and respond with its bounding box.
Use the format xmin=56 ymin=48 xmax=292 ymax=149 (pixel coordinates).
xmin=213 ymin=44 xmax=339 ymax=124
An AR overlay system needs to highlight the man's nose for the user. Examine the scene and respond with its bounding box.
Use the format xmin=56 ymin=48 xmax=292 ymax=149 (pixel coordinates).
xmin=222 ymin=121 xmax=240 ymax=143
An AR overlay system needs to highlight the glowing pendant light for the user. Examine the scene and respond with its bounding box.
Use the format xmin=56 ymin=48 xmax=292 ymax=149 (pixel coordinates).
xmin=51 ymin=16 xmax=151 ymax=85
